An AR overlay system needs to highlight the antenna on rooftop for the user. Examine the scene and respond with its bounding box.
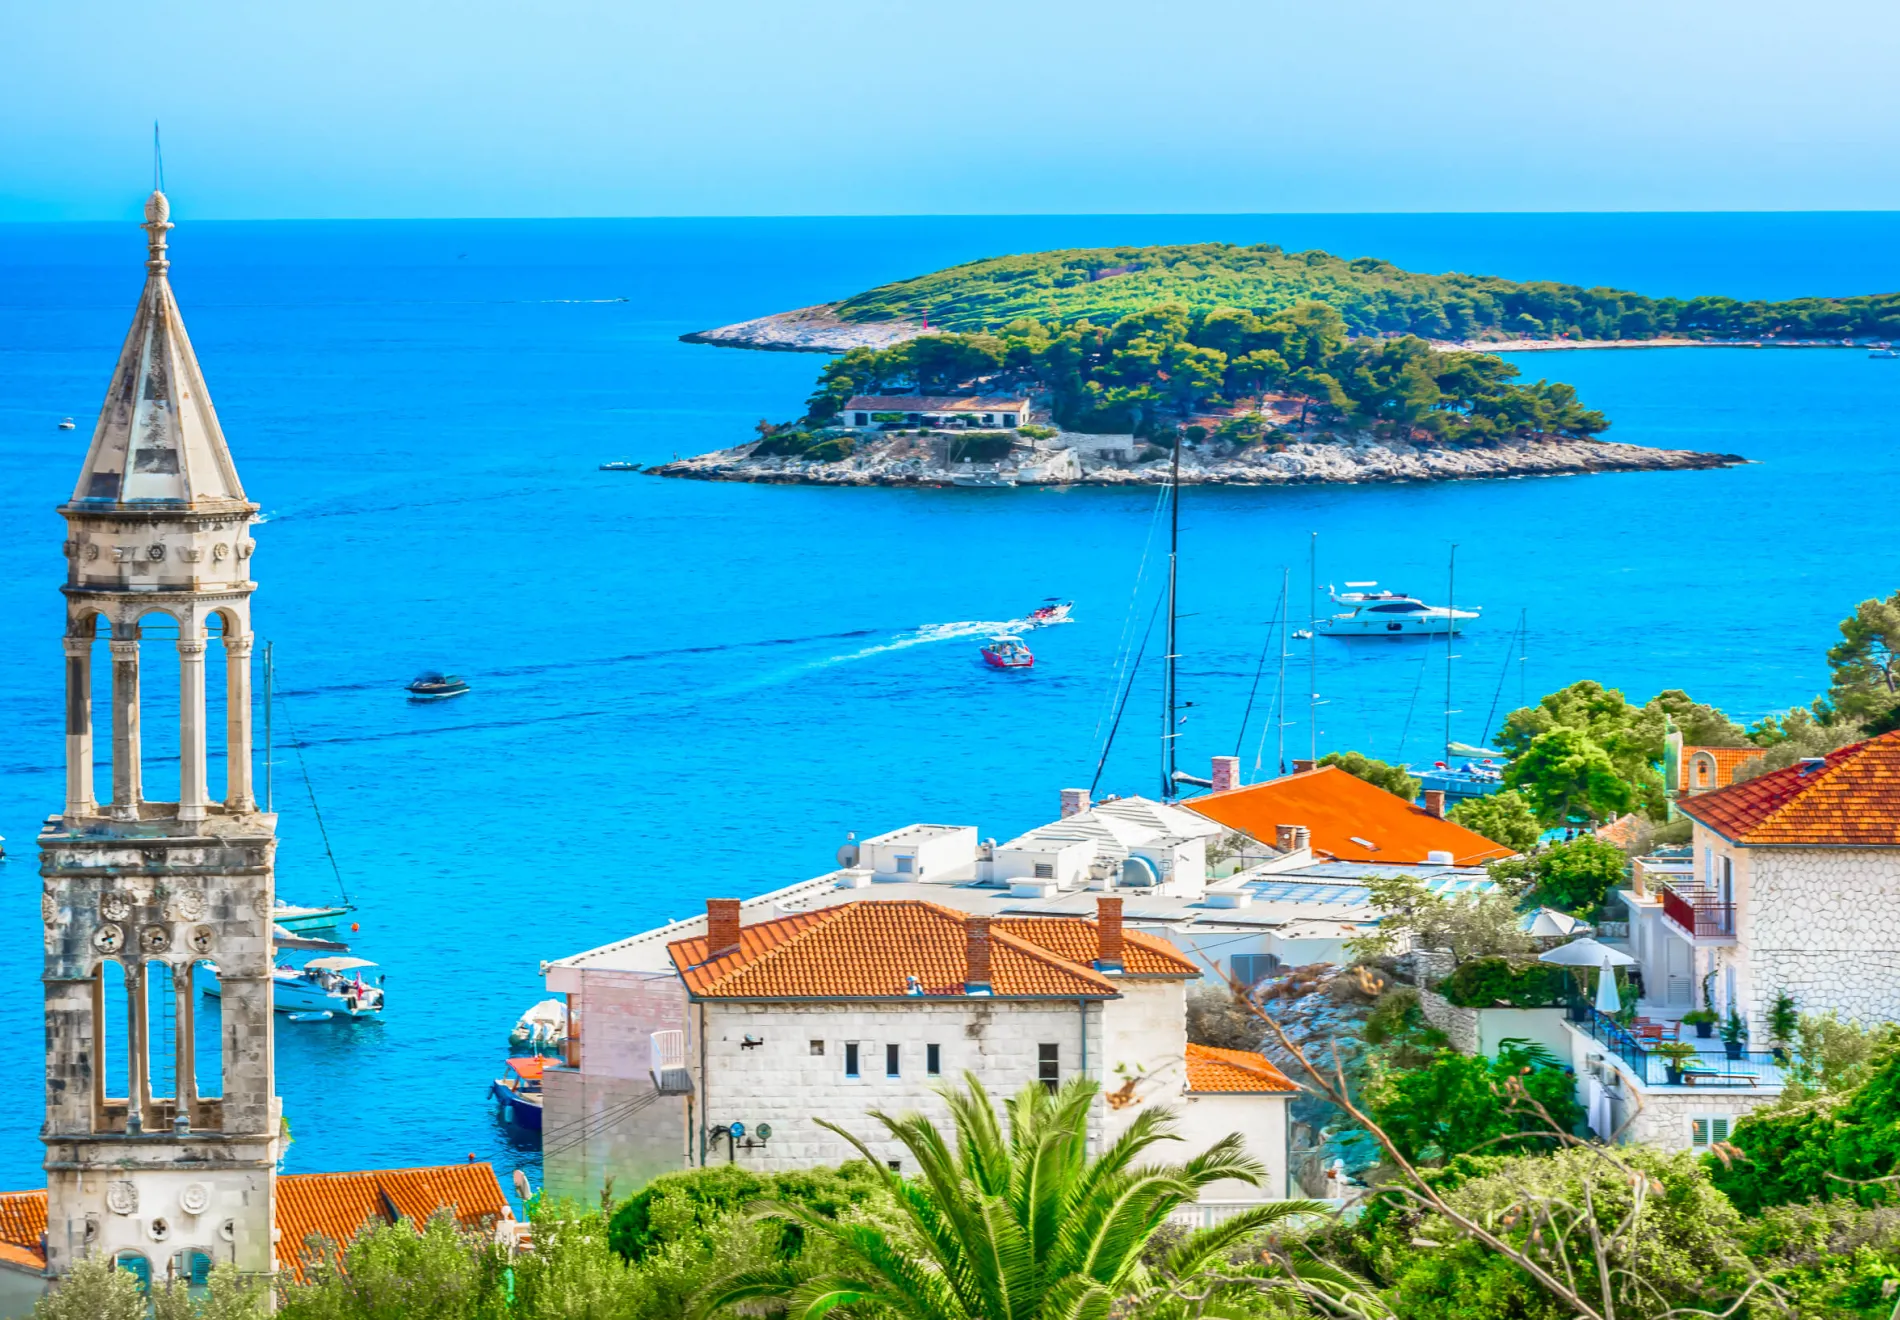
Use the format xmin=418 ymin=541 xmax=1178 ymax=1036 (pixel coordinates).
xmin=153 ymin=122 xmax=166 ymax=193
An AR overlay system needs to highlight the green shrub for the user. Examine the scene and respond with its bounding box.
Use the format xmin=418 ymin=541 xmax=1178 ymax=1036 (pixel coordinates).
xmin=1366 ymin=1041 xmax=1584 ymax=1165
xmin=1016 ymin=423 xmax=1058 ymax=440
xmin=1317 ymin=749 xmax=1421 ymax=801
xmin=1435 ymin=957 xmax=1570 ymax=1008
xmin=1711 ymin=1043 xmax=1900 ymax=1214
xmin=804 ymin=435 xmax=855 ymax=462
xmin=752 ymin=430 xmax=814 ymax=457
xmin=1487 ymin=835 xmax=1628 ymax=914
xmin=1446 ymin=790 xmax=1542 ymax=855
xmin=607 ymin=1162 xmax=887 ymax=1264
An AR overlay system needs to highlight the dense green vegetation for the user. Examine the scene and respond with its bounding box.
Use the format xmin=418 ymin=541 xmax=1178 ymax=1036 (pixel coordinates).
xmin=1435 ymin=957 xmax=1572 ymax=1009
xmin=805 ymin=303 xmax=1609 ymax=442
xmin=1487 ymin=835 xmax=1630 ymax=915
xmin=1367 ymin=1040 xmax=1585 ymax=1164
xmin=1317 ymin=749 xmax=1421 ymax=801
xmin=834 ymin=242 xmax=1900 ymax=343
xmin=1445 ymin=789 xmax=1542 ymax=854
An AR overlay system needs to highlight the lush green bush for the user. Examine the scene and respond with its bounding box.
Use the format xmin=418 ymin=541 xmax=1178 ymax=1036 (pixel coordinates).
xmin=1711 ymin=1043 xmax=1900 ymax=1216
xmin=804 ymin=435 xmax=854 ymax=462
xmin=1365 ymin=1041 xmax=1584 ymax=1165
xmin=1488 ymin=835 xmax=1629 ymax=914
xmin=1436 ymin=957 xmax=1570 ymax=1008
xmin=277 ymin=1214 xmax=509 ymax=1319
xmin=1317 ymin=749 xmax=1421 ymax=801
xmin=750 ymin=429 xmax=814 ymax=457
xmin=607 ymin=1162 xmax=887 ymax=1264
xmin=1445 ymin=789 xmax=1541 ymax=854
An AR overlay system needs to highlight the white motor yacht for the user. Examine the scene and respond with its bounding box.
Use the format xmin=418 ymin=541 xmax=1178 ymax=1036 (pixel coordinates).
xmin=1318 ymin=582 xmax=1479 ymax=636
xmin=197 ymin=955 xmax=385 ymax=1018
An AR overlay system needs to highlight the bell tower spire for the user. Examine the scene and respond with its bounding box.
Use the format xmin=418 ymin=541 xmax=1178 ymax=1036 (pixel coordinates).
xmin=38 ymin=190 xmax=279 ymax=1283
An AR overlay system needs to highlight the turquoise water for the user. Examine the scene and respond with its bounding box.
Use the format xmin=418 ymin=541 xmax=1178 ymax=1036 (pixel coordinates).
xmin=2 ymin=213 xmax=1900 ymax=1193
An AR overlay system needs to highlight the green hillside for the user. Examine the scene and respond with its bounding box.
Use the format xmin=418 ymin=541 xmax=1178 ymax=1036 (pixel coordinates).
xmin=833 ymin=242 xmax=1900 ymax=342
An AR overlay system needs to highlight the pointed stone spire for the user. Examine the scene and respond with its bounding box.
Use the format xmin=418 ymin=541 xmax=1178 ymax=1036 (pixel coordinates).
xmin=69 ymin=190 xmax=248 ymax=508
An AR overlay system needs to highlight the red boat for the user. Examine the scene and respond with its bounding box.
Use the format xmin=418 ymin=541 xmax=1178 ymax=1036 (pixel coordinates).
xmin=981 ymin=635 xmax=1034 ymax=669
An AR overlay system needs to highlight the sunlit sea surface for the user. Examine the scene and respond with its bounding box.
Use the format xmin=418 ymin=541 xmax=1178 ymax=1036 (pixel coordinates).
xmin=2 ymin=211 xmax=1899 ymax=1194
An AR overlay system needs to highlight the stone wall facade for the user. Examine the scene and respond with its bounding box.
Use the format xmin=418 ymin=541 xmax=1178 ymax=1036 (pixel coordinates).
xmin=1734 ymin=845 xmax=1900 ymax=1028
xmin=1417 ymin=989 xmax=1480 ymax=1056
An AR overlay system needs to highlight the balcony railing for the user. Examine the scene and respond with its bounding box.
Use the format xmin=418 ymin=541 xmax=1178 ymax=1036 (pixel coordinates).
xmin=1658 ymin=883 xmax=1736 ymax=940
xmin=1566 ymin=1000 xmax=1783 ymax=1089
xmin=650 ymin=1030 xmax=692 ymax=1095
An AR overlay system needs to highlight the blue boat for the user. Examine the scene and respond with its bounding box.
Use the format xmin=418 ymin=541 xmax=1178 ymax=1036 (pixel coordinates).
xmin=491 ymin=1057 xmax=544 ymax=1132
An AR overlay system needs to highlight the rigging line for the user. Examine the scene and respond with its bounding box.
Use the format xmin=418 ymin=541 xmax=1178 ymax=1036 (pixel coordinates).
xmin=1393 ymin=652 xmax=1431 ymax=762
xmin=1092 ymin=480 xmax=1171 ymax=748
xmin=1480 ymin=607 xmax=1526 ymax=749
xmin=270 ymin=675 xmax=352 ymax=907
xmin=1090 ymin=593 xmax=1166 ymax=798
xmin=1234 ymin=584 xmax=1285 ymax=758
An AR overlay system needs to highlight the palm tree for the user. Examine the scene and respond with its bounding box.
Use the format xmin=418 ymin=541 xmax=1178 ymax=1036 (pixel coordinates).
xmin=703 ymin=1074 xmax=1347 ymax=1320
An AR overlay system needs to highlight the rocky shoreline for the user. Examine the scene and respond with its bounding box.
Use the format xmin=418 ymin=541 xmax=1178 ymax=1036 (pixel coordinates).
xmin=644 ymin=431 xmax=1746 ymax=488
xmin=677 ymin=304 xmax=1818 ymax=356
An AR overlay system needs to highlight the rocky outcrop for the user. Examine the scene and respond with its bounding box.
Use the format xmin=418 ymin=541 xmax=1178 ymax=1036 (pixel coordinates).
xmin=644 ymin=429 xmax=1746 ymax=488
xmin=679 ymin=303 xmax=922 ymax=353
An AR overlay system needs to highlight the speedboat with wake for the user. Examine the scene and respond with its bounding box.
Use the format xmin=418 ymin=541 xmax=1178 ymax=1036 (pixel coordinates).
xmin=1028 ymin=599 xmax=1073 ymax=624
xmin=1318 ymin=582 xmax=1478 ymax=637
xmin=981 ymin=635 xmax=1034 ymax=669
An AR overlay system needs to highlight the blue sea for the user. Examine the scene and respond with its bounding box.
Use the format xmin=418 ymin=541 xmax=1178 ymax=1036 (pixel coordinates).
xmin=2 ymin=212 xmax=1900 ymax=1196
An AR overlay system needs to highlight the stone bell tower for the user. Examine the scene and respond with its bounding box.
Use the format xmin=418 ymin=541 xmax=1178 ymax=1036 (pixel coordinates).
xmin=37 ymin=190 xmax=280 ymax=1281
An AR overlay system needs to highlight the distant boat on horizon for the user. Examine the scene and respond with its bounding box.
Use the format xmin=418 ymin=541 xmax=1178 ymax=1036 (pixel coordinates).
xmin=56 ymin=417 xmax=74 ymax=430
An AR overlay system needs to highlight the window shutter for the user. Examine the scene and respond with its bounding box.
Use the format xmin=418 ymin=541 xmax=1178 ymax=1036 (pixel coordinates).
xmin=1712 ymin=1117 xmax=1729 ymax=1143
xmin=1691 ymin=1118 xmax=1709 ymax=1148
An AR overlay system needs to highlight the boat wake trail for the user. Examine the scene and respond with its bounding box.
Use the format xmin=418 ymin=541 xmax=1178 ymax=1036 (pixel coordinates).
xmin=720 ymin=614 xmax=1073 ymax=693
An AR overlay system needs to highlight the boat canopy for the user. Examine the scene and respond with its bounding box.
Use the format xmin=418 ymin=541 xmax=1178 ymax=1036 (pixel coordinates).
xmin=304 ymin=956 xmax=378 ymax=972
xmin=412 ymin=670 xmax=447 ymax=683
xmin=506 ymin=1057 xmax=548 ymax=1081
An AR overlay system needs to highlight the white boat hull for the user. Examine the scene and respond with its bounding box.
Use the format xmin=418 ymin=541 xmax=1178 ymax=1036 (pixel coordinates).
xmin=195 ymin=964 xmax=384 ymax=1018
xmin=1320 ymin=615 xmax=1471 ymax=636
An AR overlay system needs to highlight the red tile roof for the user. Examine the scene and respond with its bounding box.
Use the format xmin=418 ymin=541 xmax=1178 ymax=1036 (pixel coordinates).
xmin=1184 ymin=1043 xmax=1299 ymax=1094
xmin=994 ymin=917 xmax=1199 ymax=978
xmin=1680 ymin=731 xmax=1900 ymax=845
xmin=1679 ymin=745 xmax=1767 ymax=793
xmin=1187 ymin=766 xmax=1517 ymax=865
xmin=669 ymin=900 xmax=1121 ymax=999
xmin=0 ymin=1165 xmax=512 ymax=1281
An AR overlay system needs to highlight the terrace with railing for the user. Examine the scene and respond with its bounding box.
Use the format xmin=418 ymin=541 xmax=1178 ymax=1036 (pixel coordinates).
xmin=1566 ymin=1000 xmax=1783 ymax=1090
xmin=1657 ymin=882 xmax=1736 ymax=941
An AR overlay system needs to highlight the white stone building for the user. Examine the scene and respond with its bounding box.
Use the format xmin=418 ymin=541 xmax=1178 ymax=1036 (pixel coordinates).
xmin=839 ymin=395 xmax=1029 ymax=430
xmin=1570 ymin=732 xmax=1900 ymax=1151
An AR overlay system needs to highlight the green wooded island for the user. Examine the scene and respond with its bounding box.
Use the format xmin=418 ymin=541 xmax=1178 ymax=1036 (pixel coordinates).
xmin=656 ymin=240 xmax=1900 ymax=485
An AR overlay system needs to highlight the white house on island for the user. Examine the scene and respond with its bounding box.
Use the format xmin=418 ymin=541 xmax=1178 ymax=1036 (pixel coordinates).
xmin=839 ymin=395 xmax=1029 ymax=429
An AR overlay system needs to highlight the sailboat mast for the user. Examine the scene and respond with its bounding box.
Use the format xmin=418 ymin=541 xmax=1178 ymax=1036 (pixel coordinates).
xmin=1276 ymin=566 xmax=1289 ymax=776
xmin=1307 ymin=532 xmax=1318 ymax=762
xmin=1444 ymin=544 xmax=1458 ymax=759
xmin=1161 ymin=433 xmax=1180 ymax=798
xmin=263 ymin=640 xmax=274 ymax=813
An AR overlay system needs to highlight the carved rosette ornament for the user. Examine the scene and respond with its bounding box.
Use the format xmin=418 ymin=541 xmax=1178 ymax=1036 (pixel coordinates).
xmin=100 ymin=893 xmax=131 ymax=922
xmin=92 ymin=925 xmax=124 ymax=954
xmin=169 ymin=889 xmax=207 ymax=922
xmin=105 ymin=1181 xmax=137 ymax=1215
xmin=178 ymin=1184 xmax=210 ymax=1215
xmin=40 ymin=894 xmax=56 ymax=926
xmin=188 ymin=926 xmax=216 ymax=955
xmin=139 ymin=925 xmax=171 ymax=955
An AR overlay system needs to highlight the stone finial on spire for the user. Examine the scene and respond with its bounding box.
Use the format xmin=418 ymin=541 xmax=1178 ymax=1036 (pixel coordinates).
xmin=142 ymin=190 xmax=172 ymax=275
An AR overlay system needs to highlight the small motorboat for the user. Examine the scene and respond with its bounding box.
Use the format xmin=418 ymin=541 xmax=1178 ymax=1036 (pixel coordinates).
xmin=981 ymin=635 xmax=1034 ymax=669
xmin=198 ymin=955 xmax=386 ymax=1017
xmin=492 ymin=1056 xmax=545 ymax=1131
xmin=406 ymin=671 xmax=471 ymax=700
xmin=287 ymin=1011 xmax=334 ymax=1023
xmin=508 ymin=998 xmax=567 ymax=1054
xmin=1413 ymin=758 xmax=1505 ymax=801
xmin=950 ymin=466 xmax=1018 ymax=488
xmin=1871 ymin=348 xmax=1899 ymax=359
xmin=1028 ymin=599 xmax=1073 ymax=624
xmin=57 ymin=417 xmax=76 ymax=430
xmin=599 ymin=460 xmax=641 ymax=471
xmin=1318 ymin=582 xmax=1478 ymax=637
xmin=1291 ymin=628 xmax=1314 ymax=641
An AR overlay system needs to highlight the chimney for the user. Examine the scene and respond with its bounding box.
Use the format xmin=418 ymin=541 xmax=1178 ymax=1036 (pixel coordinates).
xmin=1095 ymin=896 xmax=1124 ymax=971
xmin=1274 ymin=824 xmax=1298 ymax=852
xmin=706 ymin=898 xmax=742 ymax=958
xmin=1210 ymin=756 xmax=1240 ymax=794
xmin=1292 ymin=758 xmax=1316 ymax=774
xmin=965 ymin=916 xmax=993 ymax=995
xmin=1060 ymin=788 xmax=1091 ymax=819
xmin=1292 ymin=826 xmax=1311 ymax=852
xmin=1424 ymin=789 xmax=1446 ymax=819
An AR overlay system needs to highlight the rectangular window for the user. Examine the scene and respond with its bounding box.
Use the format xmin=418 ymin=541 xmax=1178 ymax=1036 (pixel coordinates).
xmin=887 ymin=1159 xmax=902 ymax=1172
xmin=896 ymin=855 xmax=914 ymax=873
xmin=1038 ymin=1043 xmax=1059 ymax=1092
xmin=1231 ymin=953 xmax=1283 ymax=987
xmin=1033 ymin=862 xmax=1055 ymax=880
xmin=1690 ymin=1116 xmax=1731 ymax=1149
xmin=854 ymin=412 xmax=868 ymax=425
xmin=926 ymin=1044 xmax=941 ymax=1076
xmin=1004 ymin=414 xmax=1018 ymax=426
xmin=809 ymin=1040 xmax=825 ymax=1056
xmin=886 ymin=1043 xmax=900 ymax=1077
xmin=844 ymin=1043 xmax=860 ymax=1078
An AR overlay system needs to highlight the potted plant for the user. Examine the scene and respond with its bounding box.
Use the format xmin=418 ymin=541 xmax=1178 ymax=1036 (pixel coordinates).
xmin=1720 ymin=1007 xmax=1749 ymax=1061
xmin=1681 ymin=1008 xmax=1717 ymax=1038
xmin=1655 ymin=1040 xmax=1700 ymax=1085
xmin=1769 ymin=990 xmax=1798 ymax=1063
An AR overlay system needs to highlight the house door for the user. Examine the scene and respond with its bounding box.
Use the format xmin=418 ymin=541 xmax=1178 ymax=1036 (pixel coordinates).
xmin=1664 ymin=937 xmax=1693 ymax=1007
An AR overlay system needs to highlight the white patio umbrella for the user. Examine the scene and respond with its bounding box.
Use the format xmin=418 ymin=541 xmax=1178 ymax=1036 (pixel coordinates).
xmin=1593 ymin=953 xmax=1624 ymax=1014
xmin=1521 ymin=907 xmax=1588 ymax=938
xmin=1536 ymin=936 xmax=1636 ymax=968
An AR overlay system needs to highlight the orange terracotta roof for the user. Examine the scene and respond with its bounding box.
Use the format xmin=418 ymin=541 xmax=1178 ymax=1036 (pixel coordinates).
xmin=1187 ymin=766 xmax=1516 ymax=865
xmin=1681 ymin=731 xmax=1900 ymax=846
xmin=669 ymin=900 xmax=1119 ymax=999
xmin=1184 ymin=1043 xmax=1299 ymax=1094
xmin=994 ymin=918 xmax=1198 ymax=978
xmin=0 ymin=1190 xmax=45 ymax=1270
xmin=0 ymin=1165 xmax=511 ymax=1282
xmin=1679 ymin=745 xmax=1767 ymax=792
xmin=276 ymin=1164 xmax=511 ymax=1282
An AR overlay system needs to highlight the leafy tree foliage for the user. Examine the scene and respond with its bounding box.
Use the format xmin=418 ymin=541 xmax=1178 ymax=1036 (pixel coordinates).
xmin=806 ymin=303 xmax=1609 ymax=443
xmin=1445 ymin=789 xmax=1541 ymax=854
xmin=1318 ymin=749 xmax=1422 ymax=801
xmin=706 ymin=1074 xmax=1320 ymax=1320
xmin=608 ymin=1162 xmax=887 ymax=1264
xmin=1366 ymin=1041 xmax=1585 ymax=1165
xmin=1709 ymin=1042 xmax=1900 ymax=1215
xmin=1738 ymin=706 xmax=1868 ymax=782
xmin=1487 ymin=836 xmax=1629 ymax=915
xmin=831 ymin=241 xmax=1900 ymax=345
xmin=33 ymin=1253 xmax=146 ymax=1320
xmin=1824 ymin=589 xmax=1900 ymax=733
xmin=1648 ymin=688 xmax=1749 ymax=747
xmin=1497 ymin=681 xmax=1667 ymax=821
xmin=1348 ymin=872 xmax=1535 ymax=963
xmin=1502 ymin=725 xmax=1635 ymax=826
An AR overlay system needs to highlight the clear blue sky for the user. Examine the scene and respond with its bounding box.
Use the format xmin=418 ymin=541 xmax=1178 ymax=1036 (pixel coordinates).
xmin=4 ymin=0 xmax=1898 ymax=220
